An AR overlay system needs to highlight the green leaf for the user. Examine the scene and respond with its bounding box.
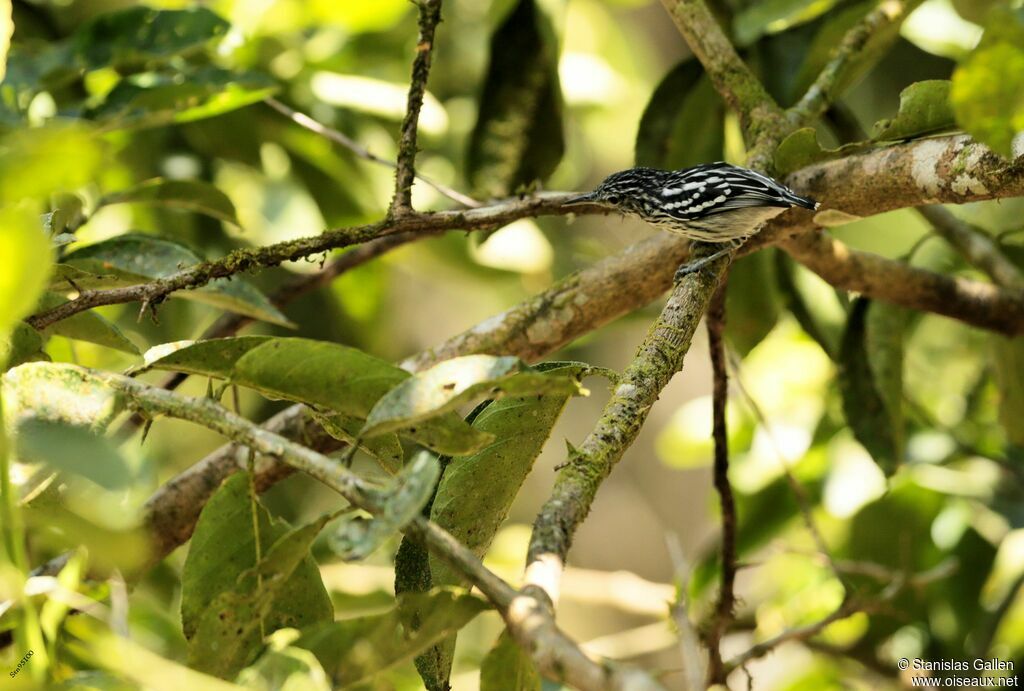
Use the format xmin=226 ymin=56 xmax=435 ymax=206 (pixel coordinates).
xmin=63 ymin=234 xmax=292 ymax=327
xmin=328 ymin=451 xmax=439 ymax=561
xmin=362 ymin=355 xmax=582 ymax=439
xmin=725 ymin=251 xmax=782 ymax=356
xmin=46 ymin=194 xmax=87 ymax=237
xmin=773 ymin=127 xmax=866 ymax=175
xmin=1 ymin=322 xmax=48 ymax=370
xmin=133 ymin=336 xmax=274 ymax=377
xmin=0 ymin=207 xmax=53 ymax=341
xmin=99 ymin=178 xmax=242 ymax=227
xmin=951 ymin=9 xmax=1024 ymax=158
xmin=312 ymin=411 xmax=403 ymax=475
xmin=14 ymin=418 xmax=133 ymax=490
xmin=838 ymin=298 xmax=904 ymax=474
xmin=0 ymin=124 xmax=105 ymax=204
xmin=138 ymin=337 xmax=492 ymax=455
xmin=38 ymin=293 xmax=139 ymax=354
xmin=401 ymin=362 xmax=587 ymax=689
xmin=733 ymin=0 xmax=839 ymax=46
xmin=73 ymin=6 xmax=229 ymax=71
xmin=636 ymin=61 xmax=724 ymax=169
xmin=90 ymin=67 xmax=277 ymax=132
xmin=865 ymin=300 xmax=905 ymax=457
xmin=774 ymin=253 xmax=843 ymax=358
xmin=2 ymin=362 xmax=125 ymax=430
xmin=295 ymin=589 xmax=488 ymax=687
xmin=991 ymin=335 xmax=1024 ymax=446
xmin=466 ymin=0 xmax=565 ymax=197
xmin=873 ymin=80 xmax=957 ymax=141
xmin=235 ymin=632 xmax=332 ymax=691
xmin=182 ymin=474 xmax=332 ymax=676
xmin=480 ymin=630 xmax=540 ymax=691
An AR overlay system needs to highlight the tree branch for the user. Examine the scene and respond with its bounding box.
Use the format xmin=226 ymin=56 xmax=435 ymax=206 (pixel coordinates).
xmin=76 ymin=368 xmax=664 ymax=691
xmin=705 ymin=281 xmax=737 ymax=686
xmin=769 ymin=135 xmax=1024 ymax=245
xmin=525 ymin=254 xmax=732 ymax=602
xmin=264 ymin=97 xmax=480 ymax=208
xmin=391 ymin=0 xmax=443 ymax=215
xmin=25 ymin=193 xmax=575 ymax=331
xmin=402 ymin=232 xmax=692 ymax=370
xmin=786 ymin=0 xmax=924 ymax=127
xmin=917 ymin=205 xmax=1024 ymax=289
xmin=658 ymin=0 xmax=783 ymax=146
xmin=777 ymin=231 xmax=1024 ymax=335
xmin=39 ymin=136 xmax=1024 ymax=581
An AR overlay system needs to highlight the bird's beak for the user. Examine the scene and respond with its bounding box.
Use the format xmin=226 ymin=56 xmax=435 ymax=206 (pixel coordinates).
xmin=563 ymin=192 xmax=597 ymax=206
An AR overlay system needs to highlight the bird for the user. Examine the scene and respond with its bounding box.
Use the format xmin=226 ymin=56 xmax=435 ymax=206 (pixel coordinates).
xmin=563 ymin=162 xmax=819 ymax=280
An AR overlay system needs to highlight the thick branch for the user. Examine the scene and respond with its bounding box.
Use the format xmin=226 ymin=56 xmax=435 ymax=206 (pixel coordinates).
xmin=786 ymin=0 xmax=923 ymax=127
xmin=525 ymin=254 xmax=731 ymax=600
xmin=85 ymin=368 xmax=662 ymax=691
xmin=403 ymin=232 xmax=692 ymax=370
xmin=25 ymin=193 xmax=575 ymax=331
xmin=391 ymin=0 xmax=443 ymax=214
xmin=777 ymin=231 xmax=1024 ymax=335
xmin=770 ymin=135 xmax=1024 ymax=244
xmin=918 ymin=205 xmax=1024 ymax=289
xmin=658 ymin=0 xmax=782 ymax=143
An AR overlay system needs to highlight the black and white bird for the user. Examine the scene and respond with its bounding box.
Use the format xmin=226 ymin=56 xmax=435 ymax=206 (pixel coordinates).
xmin=564 ymin=162 xmax=819 ymax=278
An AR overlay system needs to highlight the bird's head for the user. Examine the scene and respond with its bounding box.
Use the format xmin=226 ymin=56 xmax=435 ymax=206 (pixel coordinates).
xmin=563 ymin=168 xmax=663 ymax=215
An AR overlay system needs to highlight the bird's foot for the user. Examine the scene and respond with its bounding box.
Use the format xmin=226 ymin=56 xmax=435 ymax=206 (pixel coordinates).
xmin=673 ymin=246 xmax=734 ymax=283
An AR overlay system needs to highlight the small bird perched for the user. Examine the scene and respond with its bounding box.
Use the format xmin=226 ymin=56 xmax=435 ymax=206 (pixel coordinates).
xmin=564 ymin=162 xmax=819 ymax=279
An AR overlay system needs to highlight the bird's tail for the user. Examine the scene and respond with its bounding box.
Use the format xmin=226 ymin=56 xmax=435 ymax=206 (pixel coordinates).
xmin=784 ymin=189 xmax=820 ymax=210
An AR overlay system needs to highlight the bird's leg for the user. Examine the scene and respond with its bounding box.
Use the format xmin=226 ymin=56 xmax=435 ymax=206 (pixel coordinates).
xmin=673 ymin=238 xmax=745 ymax=283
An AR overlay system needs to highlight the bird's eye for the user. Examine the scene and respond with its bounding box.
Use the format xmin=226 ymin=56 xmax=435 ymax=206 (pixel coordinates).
xmin=606 ymin=194 xmax=621 ymax=205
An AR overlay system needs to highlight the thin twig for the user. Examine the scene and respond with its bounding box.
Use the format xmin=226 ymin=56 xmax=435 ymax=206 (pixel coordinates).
xmin=665 ymin=534 xmax=708 ymax=691
xmin=113 ymin=231 xmax=422 ymax=439
xmin=705 ymin=280 xmax=737 ymax=685
xmin=918 ymin=205 xmax=1024 ymax=289
xmin=264 ymin=98 xmax=480 ymax=208
xmin=25 ymin=193 xmax=575 ymax=331
xmin=391 ymin=0 xmax=443 ymax=215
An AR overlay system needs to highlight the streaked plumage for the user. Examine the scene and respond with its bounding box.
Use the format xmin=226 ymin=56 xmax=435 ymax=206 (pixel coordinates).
xmin=565 ymin=162 xmax=819 ymax=243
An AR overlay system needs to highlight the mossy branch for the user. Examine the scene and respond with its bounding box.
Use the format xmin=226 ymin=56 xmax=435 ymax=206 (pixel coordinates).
xmin=525 ymin=253 xmax=731 ymax=600
xmin=391 ymin=0 xmax=444 ymax=215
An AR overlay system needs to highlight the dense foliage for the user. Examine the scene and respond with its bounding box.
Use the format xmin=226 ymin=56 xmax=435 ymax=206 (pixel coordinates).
xmin=1 ymin=0 xmax=1023 ymax=689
